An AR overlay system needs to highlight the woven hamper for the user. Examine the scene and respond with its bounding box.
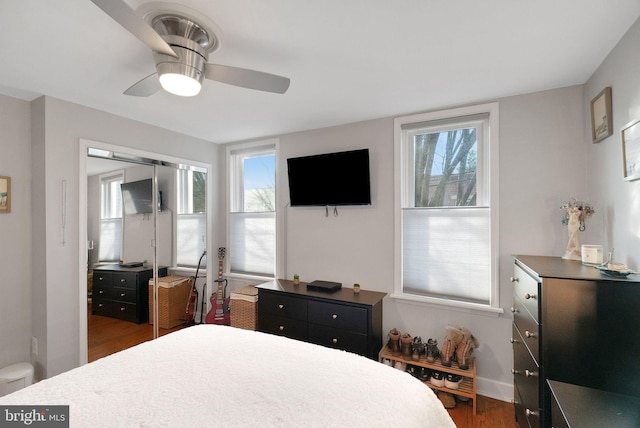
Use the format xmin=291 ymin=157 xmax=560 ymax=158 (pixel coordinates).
xmin=230 ymin=285 xmax=258 ymax=330
xmin=149 ymin=276 xmax=192 ymax=329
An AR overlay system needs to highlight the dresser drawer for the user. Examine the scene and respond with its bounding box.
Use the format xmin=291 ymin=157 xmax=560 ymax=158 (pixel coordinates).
xmin=112 ymin=301 xmax=138 ymax=323
xmin=259 ymin=291 xmax=307 ymax=321
xmin=515 ymin=382 xmax=540 ymax=428
xmin=309 ymin=324 xmax=368 ymax=355
xmin=513 ymin=323 xmax=540 ymax=423
xmin=93 ymin=272 xmax=113 ymax=287
xmin=112 ymin=272 xmax=138 ymax=290
xmin=111 ymin=286 xmax=137 ymax=304
xmin=259 ymin=315 xmax=307 ymax=341
xmin=513 ymin=296 xmax=539 ymax=364
xmin=513 ymin=264 xmax=540 ymax=322
xmin=308 ymin=300 xmax=368 ymax=333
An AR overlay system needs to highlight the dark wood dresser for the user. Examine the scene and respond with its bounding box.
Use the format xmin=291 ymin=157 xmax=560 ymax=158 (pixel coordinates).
xmin=511 ymin=255 xmax=640 ymax=428
xmin=257 ymin=279 xmax=386 ymax=359
xmin=92 ymin=264 xmax=167 ymax=324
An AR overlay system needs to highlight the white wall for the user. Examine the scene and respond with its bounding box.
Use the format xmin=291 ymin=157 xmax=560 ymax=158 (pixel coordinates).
xmin=0 ymin=94 xmax=32 ymax=370
xmin=221 ymin=84 xmax=586 ymax=400
xmin=585 ymin=17 xmax=640 ymax=269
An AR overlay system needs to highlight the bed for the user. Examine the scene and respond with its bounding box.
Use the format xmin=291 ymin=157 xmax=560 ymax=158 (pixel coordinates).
xmin=0 ymin=325 xmax=455 ymax=427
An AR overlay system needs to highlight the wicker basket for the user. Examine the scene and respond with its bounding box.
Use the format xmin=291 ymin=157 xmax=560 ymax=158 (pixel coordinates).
xmin=230 ymin=285 xmax=258 ymax=330
xmin=149 ymin=276 xmax=192 ymax=329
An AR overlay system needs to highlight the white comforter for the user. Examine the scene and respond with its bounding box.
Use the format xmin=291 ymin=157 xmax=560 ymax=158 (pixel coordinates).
xmin=0 ymin=325 xmax=455 ymax=427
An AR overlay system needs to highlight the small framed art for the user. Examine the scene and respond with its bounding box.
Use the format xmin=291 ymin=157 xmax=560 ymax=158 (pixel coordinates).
xmin=621 ymin=119 xmax=640 ymax=181
xmin=0 ymin=176 xmax=10 ymax=213
xmin=590 ymin=87 xmax=613 ymax=143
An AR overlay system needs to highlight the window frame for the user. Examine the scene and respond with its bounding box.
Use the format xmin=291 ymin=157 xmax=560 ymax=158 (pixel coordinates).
xmin=226 ymin=139 xmax=278 ymax=280
xmin=393 ymin=103 xmax=502 ymax=315
xmin=175 ymin=168 xmax=207 ymax=268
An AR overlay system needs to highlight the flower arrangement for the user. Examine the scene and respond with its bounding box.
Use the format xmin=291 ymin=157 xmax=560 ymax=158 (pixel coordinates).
xmin=560 ymin=197 xmax=594 ymax=231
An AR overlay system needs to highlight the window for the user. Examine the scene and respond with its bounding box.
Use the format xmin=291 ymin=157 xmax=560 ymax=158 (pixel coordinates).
xmin=99 ymin=172 xmax=123 ymax=262
xmin=176 ymin=168 xmax=207 ymax=267
xmin=394 ymin=103 xmax=500 ymax=312
xmin=228 ymin=141 xmax=277 ymax=277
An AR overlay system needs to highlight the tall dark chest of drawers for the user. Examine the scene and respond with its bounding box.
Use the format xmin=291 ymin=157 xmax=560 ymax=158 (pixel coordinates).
xmin=511 ymin=255 xmax=640 ymax=428
xmin=92 ymin=264 xmax=167 ymax=324
xmin=257 ymin=280 xmax=386 ymax=359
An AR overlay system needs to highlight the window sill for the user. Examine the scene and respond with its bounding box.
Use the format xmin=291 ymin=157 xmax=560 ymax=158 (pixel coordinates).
xmin=225 ymin=272 xmax=274 ymax=284
xmin=390 ymin=293 xmax=504 ymax=317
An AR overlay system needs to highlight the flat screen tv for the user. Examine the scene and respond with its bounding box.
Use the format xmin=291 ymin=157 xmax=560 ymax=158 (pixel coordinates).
xmin=121 ymin=179 xmax=154 ymax=214
xmin=287 ymin=149 xmax=371 ymax=206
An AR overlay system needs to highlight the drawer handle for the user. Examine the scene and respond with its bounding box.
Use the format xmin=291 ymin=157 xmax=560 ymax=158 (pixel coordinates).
xmin=98 ymin=303 xmax=104 ymax=307
xmin=510 ymin=276 xmax=519 ymax=283
xmin=98 ymin=276 xmax=104 ymax=281
xmin=278 ymin=304 xmax=284 ymax=310
xmin=511 ymin=369 xmax=520 ymax=375
xmin=525 ymin=370 xmax=538 ymax=378
xmin=524 ymin=293 xmax=536 ymax=300
xmin=525 ymin=409 xmax=539 ymax=417
xmin=332 ymin=338 xmax=338 ymax=344
xmin=120 ymin=307 xmax=126 ymax=311
xmin=509 ymin=338 xmax=519 ymax=344
xmin=510 ymin=307 xmax=518 ymax=313
xmin=524 ymin=330 xmax=537 ymax=339
xmin=120 ymin=293 xmax=126 ymax=297
xmin=279 ymin=325 xmax=284 ymax=331
xmin=332 ymin=314 xmax=338 ymax=320
xmin=120 ymin=279 xmax=126 ymax=283
xmin=99 ymin=290 xmax=104 ymax=294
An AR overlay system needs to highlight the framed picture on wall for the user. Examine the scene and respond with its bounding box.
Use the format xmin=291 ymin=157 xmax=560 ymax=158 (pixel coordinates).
xmin=590 ymin=87 xmax=613 ymax=143
xmin=621 ymin=119 xmax=640 ymax=181
xmin=0 ymin=176 xmax=11 ymax=213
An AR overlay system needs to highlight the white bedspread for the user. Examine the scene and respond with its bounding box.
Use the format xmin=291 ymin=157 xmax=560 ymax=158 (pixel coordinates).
xmin=0 ymin=325 xmax=455 ymax=427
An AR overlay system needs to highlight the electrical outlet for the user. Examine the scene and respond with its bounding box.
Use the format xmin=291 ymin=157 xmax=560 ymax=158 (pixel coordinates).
xmin=31 ymin=337 xmax=38 ymax=356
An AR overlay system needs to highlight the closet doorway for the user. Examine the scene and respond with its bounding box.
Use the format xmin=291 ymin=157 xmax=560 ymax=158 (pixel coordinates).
xmin=80 ymin=140 xmax=211 ymax=364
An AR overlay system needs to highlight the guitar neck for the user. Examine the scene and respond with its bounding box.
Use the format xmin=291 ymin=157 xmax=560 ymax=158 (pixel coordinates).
xmin=217 ymin=259 xmax=224 ymax=298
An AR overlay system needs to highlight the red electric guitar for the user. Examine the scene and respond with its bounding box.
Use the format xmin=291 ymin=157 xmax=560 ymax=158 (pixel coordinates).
xmin=205 ymin=247 xmax=230 ymax=325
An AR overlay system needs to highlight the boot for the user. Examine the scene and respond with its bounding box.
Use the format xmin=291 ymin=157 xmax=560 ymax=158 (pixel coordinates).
xmin=400 ymin=332 xmax=413 ymax=361
xmin=412 ymin=336 xmax=424 ymax=361
xmin=387 ymin=328 xmax=401 ymax=356
xmin=425 ymin=338 xmax=440 ymax=362
xmin=441 ymin=325 xmax=464 ymax=367
xmin=455 ymin=328 xmax=478 ymax=370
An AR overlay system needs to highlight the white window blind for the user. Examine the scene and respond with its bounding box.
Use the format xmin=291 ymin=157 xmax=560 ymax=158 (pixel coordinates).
xmin=98 ymin=218 xmax=122 ymax=261
xmin=176 ymin=213 xmax=206 ymax=267
xmin=229 ymin=212 xmax=275 ymax=276
xmin=99 ymin=172 xmax=123 ymax=262
xmin=402 ymin=207 xmax=491 ymax=304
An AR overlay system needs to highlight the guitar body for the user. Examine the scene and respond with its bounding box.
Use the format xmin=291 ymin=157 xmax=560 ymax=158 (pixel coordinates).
xmin=205 ymin=247 xmax=231 ymax=325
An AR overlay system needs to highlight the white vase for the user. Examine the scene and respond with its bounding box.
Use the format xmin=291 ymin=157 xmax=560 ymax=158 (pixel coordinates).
xmin=562 ymin=210 xmax=582 ymax=260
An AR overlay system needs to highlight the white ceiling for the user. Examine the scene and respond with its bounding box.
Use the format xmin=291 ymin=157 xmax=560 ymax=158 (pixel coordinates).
xmin=1 ymin=1 xmax=639 ymax=144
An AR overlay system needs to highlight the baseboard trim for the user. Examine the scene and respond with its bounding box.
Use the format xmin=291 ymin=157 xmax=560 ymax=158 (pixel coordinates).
xmin=477 ymin=376 xmax=513 ymax=402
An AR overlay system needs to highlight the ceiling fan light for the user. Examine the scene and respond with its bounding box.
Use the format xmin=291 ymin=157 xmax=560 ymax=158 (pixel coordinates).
xmin=159 ymin=72 xmax=201 ymax=96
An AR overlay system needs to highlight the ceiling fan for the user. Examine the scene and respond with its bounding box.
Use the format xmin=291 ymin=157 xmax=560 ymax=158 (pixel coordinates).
xmin=90 ymin=0 xmax=290 ymax=97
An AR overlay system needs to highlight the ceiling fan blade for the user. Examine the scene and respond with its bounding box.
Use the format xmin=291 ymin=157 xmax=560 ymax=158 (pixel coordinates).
xmin=124 ymin=73 xmax=161 ymax=97
xmin=205 ymin=64 xmax=290 ymax=94
xmin=90 ymin=0 xmax=178 ymax=58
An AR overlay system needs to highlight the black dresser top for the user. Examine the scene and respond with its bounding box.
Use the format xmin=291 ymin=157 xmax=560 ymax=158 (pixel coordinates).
xmin=514 ymin=255 xmax=640 ymax=283
xmin=257 ymin=279 xmax=387 ymax=306
xmin=93 ymin=264 xmax=157 ymax=274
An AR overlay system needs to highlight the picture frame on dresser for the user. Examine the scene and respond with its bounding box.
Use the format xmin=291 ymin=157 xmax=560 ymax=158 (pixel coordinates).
xmin=590 ymin=86 xmax=612 ymax=143
xmin=621 ymin=118 xmax=640 ymax=181
xmin=0 ymin=176 xmax=10 ymax=213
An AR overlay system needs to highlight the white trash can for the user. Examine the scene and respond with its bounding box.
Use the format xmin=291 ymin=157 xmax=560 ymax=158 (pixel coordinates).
xmin=0 ymin=362 xmax=34 ymax=397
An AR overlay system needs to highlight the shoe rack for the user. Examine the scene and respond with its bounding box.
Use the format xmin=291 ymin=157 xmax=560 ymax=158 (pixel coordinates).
xmin=378 ymin=344 xmax=477 ymax=414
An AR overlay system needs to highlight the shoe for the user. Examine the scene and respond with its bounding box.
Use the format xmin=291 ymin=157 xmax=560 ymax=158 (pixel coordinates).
xmin=394 ymin=361 xmax=406 ymax=371
xmin=441 ymin=326 xmax=464 ymax=367
xmin=400 ymin=333 xmax=413 ymax=361
xmin=412 ymin=336 xmax=424 ymax=361
xmin=418 ymin=367 xmax=432 ymax=382
xmin=382 ymin=358 xmax=392 ymax=367
xmin=406 ymin=365 xmax=420 ymax=378
xmin=388 ymin=328 xmax=401 ymax=356
xmin=430 ymin=371 xmax=444 ymax=387
xmin=425 ymin=338 xmax=440 ymax=362
xmin=455 ymin=328 xmax=478 ymax=370
xmin=438 ymin=392 xmax=457 ymax=409
xmin=445 ymin=374 xmax=463 ymax=389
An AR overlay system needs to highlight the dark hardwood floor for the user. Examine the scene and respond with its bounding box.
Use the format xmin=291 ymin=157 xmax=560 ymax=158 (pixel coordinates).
xmin=88 ymin=311 xmax=517 ymax=427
